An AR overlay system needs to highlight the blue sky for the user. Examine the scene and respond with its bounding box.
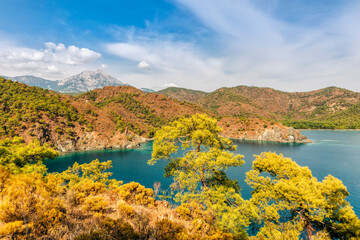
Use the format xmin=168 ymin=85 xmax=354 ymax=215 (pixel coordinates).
xmin=0 ymin=0 xmax=359 ymax=91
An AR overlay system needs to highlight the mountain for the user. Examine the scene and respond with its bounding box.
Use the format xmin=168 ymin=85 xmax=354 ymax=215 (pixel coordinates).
xmin=140 ymin=88 xmax=156 ymax=93
xmin=12 ymin=75 xmax=60 ymax=90
xmin=58 ymin=69 xmax=126 ymax=92
xmin=0 ymin=77 xmax=309 ymax=152
xmin=158 ymin=86 xmax=360 ymax=129
xmin=3 ymin=70 xmax=127 ymax=93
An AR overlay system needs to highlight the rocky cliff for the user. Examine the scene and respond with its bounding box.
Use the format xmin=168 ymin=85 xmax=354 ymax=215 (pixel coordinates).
xmin=218 ymin=117 xmax=311 ymax=143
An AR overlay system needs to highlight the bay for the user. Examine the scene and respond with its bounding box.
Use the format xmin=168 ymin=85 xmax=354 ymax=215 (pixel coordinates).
xmin=45 ymin=130 xmax=360 ymax=215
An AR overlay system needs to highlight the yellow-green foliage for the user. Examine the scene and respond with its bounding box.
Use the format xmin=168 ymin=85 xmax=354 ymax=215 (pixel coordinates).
xmin=117 ymin=182 xmax=155 ymax=207
xmin=74 ymin=218 xmax=140 ymax=240
xmin=0 ymin=78 xmax=87 ymax=137
xmin=1 ymin=115 xmax=360 ymax=239
xmin=150 ymin=114 xmax=244 ymax=194
xmin=118 ymin=203 xmax=135 ymax=218
xmin=155 ymin=218 xmax=188 ymax=240
xmin=0 ymin=137 xmax=59 ymax=174
xmin=82 ymin=195 xmax=109 ymax=214
xmin=58 ymin=159 xmax=122 ymax=205
xmin=246 ymin=152 xmax=360 ymax=239
xmin=0 ymin=170 xmax=65 ymax=237
xmin=176 ymin=201 xmax=205 ymax=221
xmin=150 ymin=114 xmax=248 ymax=238
xmin=0 ymin=221 xmax=27 ymax=237
xmin=176 ymin=202 xmax=235 ymax=240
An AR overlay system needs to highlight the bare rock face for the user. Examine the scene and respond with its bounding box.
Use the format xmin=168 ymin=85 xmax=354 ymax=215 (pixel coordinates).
xmin=48 ymin=131 xmax=148 ymax=153
xmin=218 ymin=117 xmax=311 ymax=143
xmin=258 ymin=126 xmax=311 ymax=143
xmin=58 ymin=69 xmax=125 ymax=93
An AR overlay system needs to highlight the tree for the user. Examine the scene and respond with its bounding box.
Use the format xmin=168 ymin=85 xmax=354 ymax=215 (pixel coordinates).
xmin=0 ymin=137 xmax=59 ymax=174
xmin=246 ymin=152 xmax=360 ymax=239
xmin=149 ymin=114 xmax=250 ymax=237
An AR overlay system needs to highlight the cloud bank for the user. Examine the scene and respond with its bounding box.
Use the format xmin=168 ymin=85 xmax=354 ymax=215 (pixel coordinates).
xmin=106 ymin=0 xmax=360 ymax=92
xmin=0 ymin=41 xmax=101 ymax=79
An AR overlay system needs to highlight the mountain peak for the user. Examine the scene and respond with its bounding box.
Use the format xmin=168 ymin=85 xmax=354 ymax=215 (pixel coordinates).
xmin=58 ymin=70 xmax=125 ymax=92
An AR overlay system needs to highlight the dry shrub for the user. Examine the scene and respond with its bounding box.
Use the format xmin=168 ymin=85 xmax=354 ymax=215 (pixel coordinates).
xmin=81 ymin=195 xmax=109 ymax=214
xmin=154 ymin=218 xmax=188 ymax=240
xmin=117 ymin=203 xmax=135 ymax=218
xmin=117 ymin=182 xmax=155 ymax=207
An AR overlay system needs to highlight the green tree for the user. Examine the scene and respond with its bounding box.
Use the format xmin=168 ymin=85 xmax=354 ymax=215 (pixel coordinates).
xmin=0 ymin=137 xmax=59 ymax=174
xmin=149 ymin=114 xmax=250 ymax=237
xmin=246 ymin=152 xmax=360 ymax=239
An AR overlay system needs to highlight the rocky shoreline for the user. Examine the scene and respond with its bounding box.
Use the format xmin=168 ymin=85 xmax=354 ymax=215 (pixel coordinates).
xmin=53 ymin=126 xmax=310 ymax=154
xmin=54 ymin=134 xmax=149 ymax=153
xmin=232 ymin=126 xmax=312 ymax=143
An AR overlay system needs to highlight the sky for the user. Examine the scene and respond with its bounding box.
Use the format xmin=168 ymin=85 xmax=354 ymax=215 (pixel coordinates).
xmin=0 ymin=0 xmax=359 ymax=92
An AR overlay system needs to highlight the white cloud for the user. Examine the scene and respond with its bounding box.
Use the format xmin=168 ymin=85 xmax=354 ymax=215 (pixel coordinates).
xmin=106 ymin=0 xmax=360 ymax=92
xmin=43 ymin=42 xmax=101 ymax=65
xmin=0 ymin=41 xmax=102 ymax=79
xmin=106 ymin=36 xmax=226 ymax=90
xmin=173 ymin=0 xmax=360 ymax=91
xmin=138 ymin=61 xmax=150 ymax=70
xmin=163 ymin=83 xmax=178 ymax=88
xmin=46 ymin=65 xmax=59 ymax=73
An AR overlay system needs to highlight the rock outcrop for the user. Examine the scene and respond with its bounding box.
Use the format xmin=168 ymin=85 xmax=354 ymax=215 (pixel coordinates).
xmin=218 ymin=117 xmax=311 ymax=143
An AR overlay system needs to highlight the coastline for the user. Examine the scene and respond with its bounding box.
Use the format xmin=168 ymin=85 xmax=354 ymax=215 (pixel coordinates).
xmin=56 ymin=136 xmax=151 ymax=155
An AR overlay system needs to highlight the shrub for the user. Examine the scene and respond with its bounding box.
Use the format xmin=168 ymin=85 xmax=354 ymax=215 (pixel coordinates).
xmin=117 ymin=182 xmax=155 ymax=207
xmin=155 ymin=219 xmax=187 ymax=240
xmin=82 ymin=196 xmax=109 ymax=214
xmin=118 ymin=203 xmax=135 ymax=218
xmin=100 ymin=218 xmax=140 ymax=240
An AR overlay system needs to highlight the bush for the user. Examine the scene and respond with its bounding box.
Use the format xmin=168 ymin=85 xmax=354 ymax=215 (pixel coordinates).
xmin=155 ymin=219 xmax=187 ymax=240
xmin=118 ymin=203 xmax=135 ymax=218
xmin=117 ymin=182 xmax=155 ymax=207
xmin=82 ymin=196 xmax=109 ymax=214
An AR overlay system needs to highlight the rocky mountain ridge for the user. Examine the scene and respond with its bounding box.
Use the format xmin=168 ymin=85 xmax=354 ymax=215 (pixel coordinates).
xmin=4 ymin=69 xmax=126 ymax=93
xmin=58 ymin=69 xmax=126 ymax=92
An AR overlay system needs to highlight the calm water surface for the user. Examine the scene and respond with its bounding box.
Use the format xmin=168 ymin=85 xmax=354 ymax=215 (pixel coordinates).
xmin=45 ymin=130 xmax=360 ymax=215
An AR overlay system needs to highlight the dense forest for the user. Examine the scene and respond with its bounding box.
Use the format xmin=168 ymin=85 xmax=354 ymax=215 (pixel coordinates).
xmin=0 ymin=78 xmax=88 ymax=138
xmin=283 ymin=103 xmax=360 ymax=129
xmin=0 ymin=115 xmax=359 ymax=239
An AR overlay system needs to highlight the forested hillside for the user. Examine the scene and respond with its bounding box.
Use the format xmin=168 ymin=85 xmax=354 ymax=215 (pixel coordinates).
xmin=0 ymin=78 xmax=309 ymax=152
xmin=0 ymin=78 xmax=207 ymax=152
xmin=159 ymin=86 xmax=360 ymax=129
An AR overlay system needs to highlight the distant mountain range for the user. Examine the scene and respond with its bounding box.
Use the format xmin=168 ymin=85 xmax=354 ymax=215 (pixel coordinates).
xmin=3 ymin=69 xmax=129 ymax=93
xmin=2 ymin=69 xmax=359 ymax=129
xmin=158 ymin=86 xmax=360 ymax=129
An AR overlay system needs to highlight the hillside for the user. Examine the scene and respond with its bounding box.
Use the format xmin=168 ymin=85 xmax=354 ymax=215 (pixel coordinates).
xmin=158 ymin=87 xmax=208 ymax=102
xmin=159 ymin=86 xmax=360 ymax=129
xmin=0 ymin=78 xmax=309 ymax=152
xmin=0 ymin=77 xmax=208 ymax=152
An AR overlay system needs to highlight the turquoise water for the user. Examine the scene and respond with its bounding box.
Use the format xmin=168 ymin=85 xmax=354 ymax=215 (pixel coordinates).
xmin=45 ymin=130 xmax=360 ymax=215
